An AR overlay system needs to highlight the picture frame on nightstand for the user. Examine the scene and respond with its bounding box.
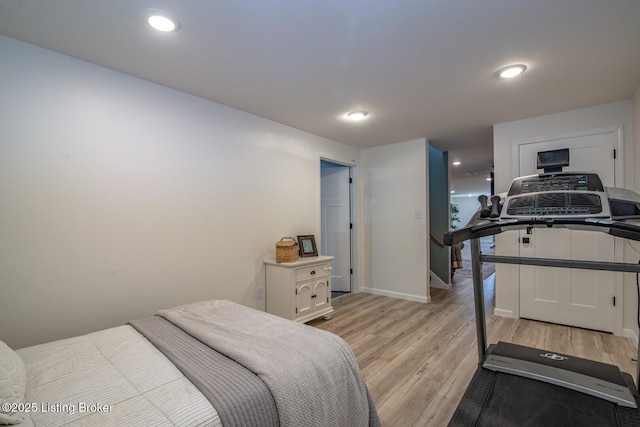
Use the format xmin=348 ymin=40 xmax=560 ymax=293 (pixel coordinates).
xmin=297 ymin=235 xmax=318 ymax=257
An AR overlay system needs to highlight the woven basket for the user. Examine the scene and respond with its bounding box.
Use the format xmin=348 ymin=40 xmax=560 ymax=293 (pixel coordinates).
xmin=276 ymin=237 xmax=299 ymax=263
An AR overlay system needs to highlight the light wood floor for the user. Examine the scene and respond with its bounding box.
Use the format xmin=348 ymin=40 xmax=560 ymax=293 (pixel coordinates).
xmin=308 ymin=275 xmax=638 ymax=427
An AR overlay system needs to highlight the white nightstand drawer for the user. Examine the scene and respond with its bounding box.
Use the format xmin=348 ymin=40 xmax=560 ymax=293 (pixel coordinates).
xmin=295 ymin=265 xmax=328 ymax=282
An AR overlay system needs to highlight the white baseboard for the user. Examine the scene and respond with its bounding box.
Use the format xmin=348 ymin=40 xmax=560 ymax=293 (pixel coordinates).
xmin=360 ymin=287 xmax=430 ymax=303
xmin=493 ymin=308 xmax=516 ymax=318
xmin=430 ymin=271 xmax=450 ymax=290
xmin=623 ymin=328 xmax=639 ymax=347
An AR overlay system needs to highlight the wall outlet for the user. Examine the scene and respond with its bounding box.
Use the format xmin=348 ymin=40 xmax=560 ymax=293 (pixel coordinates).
xmin=256 ymin=288 xmax=264 ymax=300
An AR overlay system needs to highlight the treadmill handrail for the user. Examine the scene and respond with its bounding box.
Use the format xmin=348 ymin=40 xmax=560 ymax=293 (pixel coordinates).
xmin=443 ymin=217 xmax=640 ymax=246
xmin=444 ymin=216 xmax=640 ymax=388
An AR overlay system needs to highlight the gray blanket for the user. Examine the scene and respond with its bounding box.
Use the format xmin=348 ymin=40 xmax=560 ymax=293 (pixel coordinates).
xmin=158 ymin=299 xmax=380 ymax=427
xmin=129 ymin=316 xmax=278 ymax=427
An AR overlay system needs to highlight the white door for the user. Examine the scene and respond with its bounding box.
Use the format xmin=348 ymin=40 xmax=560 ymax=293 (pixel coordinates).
xmin=321 ymin=163 xmax=351 ymax=292
xmin=517 ymin=132 xmax=615 ymax=183
xmin=519 ymin=229 xmax=616 ymax=331
xmin=517 ymin=130 xmax=618 ymax=332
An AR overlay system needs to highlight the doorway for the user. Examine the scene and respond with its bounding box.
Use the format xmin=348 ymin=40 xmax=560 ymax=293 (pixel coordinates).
xmin=515 ymin=128 xmax=622 ymax=333
xmin=320 ymin=160 xmax=352 ymax=299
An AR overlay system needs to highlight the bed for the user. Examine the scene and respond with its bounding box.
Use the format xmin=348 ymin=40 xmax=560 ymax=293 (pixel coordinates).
xmin=1 ymin=299 xmax=380 ymax=427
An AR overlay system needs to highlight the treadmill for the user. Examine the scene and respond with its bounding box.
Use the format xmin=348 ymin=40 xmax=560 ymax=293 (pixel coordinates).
xmin=445 ymin=159 xmax=640 ymax=425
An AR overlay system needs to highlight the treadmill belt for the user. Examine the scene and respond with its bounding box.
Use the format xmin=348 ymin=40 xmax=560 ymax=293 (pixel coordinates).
xmin=449 ymin=367 xmax=640 ymax=426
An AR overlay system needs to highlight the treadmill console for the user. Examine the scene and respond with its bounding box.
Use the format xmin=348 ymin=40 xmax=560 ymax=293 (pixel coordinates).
xmin=507 ymin=173 xmax=604 ymax=195
xmin=501 ymin=172 xmax=610 ymax=219
xmin=471 ymin=172 xmax=640 ymax=224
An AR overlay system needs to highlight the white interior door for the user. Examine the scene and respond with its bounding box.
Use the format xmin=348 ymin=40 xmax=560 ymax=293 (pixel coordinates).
xmin=519 ymin=229 xmax=616 ymax=331
xmin=517 ymin=132 xmax=615 ymax=182
xmin=517 ymin=130 xmax=618 ymax=332
xmin=321 ymin=163 xmax=351 ymax=292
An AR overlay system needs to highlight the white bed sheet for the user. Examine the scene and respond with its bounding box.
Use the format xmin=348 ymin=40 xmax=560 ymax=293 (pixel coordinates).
xmin=16 ymin=325 xmax=221 ymax=427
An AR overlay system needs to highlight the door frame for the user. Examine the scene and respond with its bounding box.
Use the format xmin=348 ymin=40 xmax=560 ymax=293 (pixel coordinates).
xmin=319 ymin=157 xmax=357 ymax=293
xmin=509 ymin=126 xmax=624 ymax=335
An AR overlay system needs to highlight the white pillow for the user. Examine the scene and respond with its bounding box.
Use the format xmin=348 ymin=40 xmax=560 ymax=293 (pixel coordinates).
xmin=0 ymin=340 xmax=26 ymax=425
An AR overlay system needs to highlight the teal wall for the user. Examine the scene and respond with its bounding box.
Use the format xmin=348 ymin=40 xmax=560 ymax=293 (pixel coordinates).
xmin=428 ymin=145 xmax=450 ymax=283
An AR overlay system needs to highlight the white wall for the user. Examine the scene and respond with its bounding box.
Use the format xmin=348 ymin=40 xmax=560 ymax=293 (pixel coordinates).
xmin=451 ymin=196 xmax=483 ymax=229
xmin=0 ymin=35 xmax=360 ymax=349
xmin=493 ymin=101 xmax=634 ymax=194
xmin=360 ymin=139 xmax=430 ymax=302
xmin=492 ymin=101 xmax=636 ymax=338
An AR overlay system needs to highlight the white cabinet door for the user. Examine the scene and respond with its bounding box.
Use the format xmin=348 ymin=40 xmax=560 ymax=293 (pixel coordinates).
xmin=295 ymin=282 xmax=313 ymax=317
xmin=312 ymin=278 xmax=330 ymax=312
xmin=517 ymin=130 xmax=617 ymax=332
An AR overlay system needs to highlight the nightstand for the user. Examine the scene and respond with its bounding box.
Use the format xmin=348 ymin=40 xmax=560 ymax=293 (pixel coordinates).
xmin=264 ymin=256 xmax=334 ymax=323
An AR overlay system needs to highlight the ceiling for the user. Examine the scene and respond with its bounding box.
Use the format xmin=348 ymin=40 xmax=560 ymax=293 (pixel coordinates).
xmin=1 ymin=1 xmax=639 ymax=195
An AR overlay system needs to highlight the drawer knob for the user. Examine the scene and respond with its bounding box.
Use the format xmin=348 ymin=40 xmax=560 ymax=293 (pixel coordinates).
xmin=310 ymin=270 xmax=316 ymax=275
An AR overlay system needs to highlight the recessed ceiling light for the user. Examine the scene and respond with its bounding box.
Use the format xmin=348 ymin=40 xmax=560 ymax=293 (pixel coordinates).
xmin=452 ymin=161 xmax=461 ymax=166
xmin=451 ymin=190 xmax=455 ymax=194
xmin=497 ymin=64 xmax=527 ymax=79
xmin=486 ymin=177 xmax=492 ymax=181
xmin=145 ymin=10 xmax=180 ymax=32
xmin=346 ymin=111 xmax=368 ymax=121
